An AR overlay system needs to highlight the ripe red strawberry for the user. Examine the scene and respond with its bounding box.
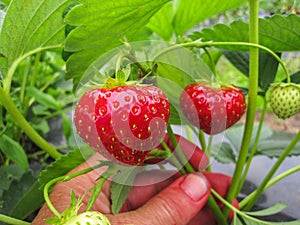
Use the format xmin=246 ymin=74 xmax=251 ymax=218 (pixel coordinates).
xmin=180 ymin=83 xmax=246 ymax=134
xmin=74 ymin=85 xmax=170 ymax=165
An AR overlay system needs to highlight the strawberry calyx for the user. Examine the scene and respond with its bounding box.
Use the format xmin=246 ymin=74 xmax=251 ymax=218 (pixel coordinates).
xmin=45 ymin=191 xmax=84 ymax=225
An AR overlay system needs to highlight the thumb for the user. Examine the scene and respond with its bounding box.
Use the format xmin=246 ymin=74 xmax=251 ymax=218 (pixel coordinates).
xmin=109 ymin=173 xmax=211 ymax=225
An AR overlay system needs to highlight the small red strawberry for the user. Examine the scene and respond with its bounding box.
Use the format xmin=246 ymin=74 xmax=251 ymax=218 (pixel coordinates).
xmin=180 ymin=83 xmax=246 ymax=134
xmin=74 ymin=85 xmax=170 ymax=165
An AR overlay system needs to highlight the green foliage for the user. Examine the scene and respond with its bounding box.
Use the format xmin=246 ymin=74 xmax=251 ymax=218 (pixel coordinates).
xmin=147 ymin=2 xmax=174 ymax=41
xmin=192 ymin=14 xmax=300 ymax=52
xmin=0 ymin=170 xmax=40 ymax=220
xmin=173 ymin=0 xmax=247 ymax=35
xmin=223 ymin=51 xmax=281 ymax=94
xmin=212 ymin=124 xmax=300 ymax=164
xmin=0 ymin=0 xmax=70 ymax=77
xmin=38 ymin=148 xmax=93 ymax=189
xmin=0 ymin=0 xmax=300 ymax=224
xmin=0 ymin=135 xmax=28 ymax=170
xmin=110 ymin=166 xmax=139 ymax=214
xmin=64 ymin=0 xmax=171 ymax=88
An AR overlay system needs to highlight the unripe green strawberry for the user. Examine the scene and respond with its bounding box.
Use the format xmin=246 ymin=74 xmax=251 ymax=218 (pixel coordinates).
xmin=269 ymin=83 xmax=300 ymax=119
xmin=64 ymin=211 xmax=111 ymax=225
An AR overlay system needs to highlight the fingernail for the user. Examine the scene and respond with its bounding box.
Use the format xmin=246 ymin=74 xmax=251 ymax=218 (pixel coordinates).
xmin=180 ymin=173 xmax=208 ymax=201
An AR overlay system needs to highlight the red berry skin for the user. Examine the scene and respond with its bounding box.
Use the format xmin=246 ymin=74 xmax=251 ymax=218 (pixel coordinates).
xmin=74 ymin=85 xmax=170 ymax=166
xmin=180 ymin=84 xmax=246 ymax=135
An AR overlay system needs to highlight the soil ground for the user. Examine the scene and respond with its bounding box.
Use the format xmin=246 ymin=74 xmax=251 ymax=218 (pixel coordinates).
xmin=254 ymin=112 xmax=300 ymax=134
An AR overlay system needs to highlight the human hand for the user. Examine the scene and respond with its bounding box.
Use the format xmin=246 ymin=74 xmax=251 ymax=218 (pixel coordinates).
xmin=32 ymin=152 xmax=234 ymax=225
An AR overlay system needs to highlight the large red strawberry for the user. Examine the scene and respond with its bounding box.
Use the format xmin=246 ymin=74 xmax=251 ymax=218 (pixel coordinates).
xmin=180 ymin=83 xmax=246 ymax=134
xmin=74 ymin=85 xmax=170 ymax=165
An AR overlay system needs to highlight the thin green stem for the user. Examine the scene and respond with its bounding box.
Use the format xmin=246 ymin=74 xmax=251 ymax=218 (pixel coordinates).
xmin=154 ymin=42 xmax=289 ymax=83
xmin=240 ymin=164 xmax=300 ymax=208
xmin=224 ymin=0 xmax=260 ymax=217
xmin=206 ymin=195 xmax=228 ymax=225
xmin=198 ymin=130 xmax=207 ymax=151
xmin=211 ymin=189 xmax=271 ymax=225
xmin=205 ymin=135 xmax=214 ymax=172
xmin=167 ymin=125 xmax=194 ymax=173
xmin=243 ymin=130 xmax=300 ymax=210
xmin=0 ymin=214 xmax=30 ymax=225
xmin=237 ymin=97 xmax=267 ymax=194
xmin=161 ymin=141 xmax=187 ymax=174
xmin=0 ymin=85 xmax=61 ymax=159
xmin=86 ymin=177 xmax=108 ymax=211
xmin=20 ymin=58 xmax=31 ymax=109
xmin=185 ymin=125 xmax=194 ymax=142
xmin=203 ymin=47 xmax=217 ymax=77
xmin=30 ymin=52 xmax=41 ymax=86
xmin=43 ymin=166 xmax=98 ymax=218
xmin=3 ymin=45 xmax=62 ymax=94
xmin=167 ymin=126 xmax=226 ymax=224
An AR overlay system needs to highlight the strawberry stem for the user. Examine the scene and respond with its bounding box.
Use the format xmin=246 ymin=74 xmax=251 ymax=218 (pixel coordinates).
xmin=43 ymin=165 xmax=102 ymax=218
xmin=166 ymin=126 xmax=227 ymax=224
xmin=86 ymin=176 xmax=108 ymax=211
xmin=198 ymin=130 xmax=207 ymax=151
xmin=0 ymin=85 xmax=62 ymax=159
xmin=0 ymin=214 xmax=31 ymax=225
xmin=203 ymin=47 xmax=218 ymax=81
xmin=160 ymin=141 xmax=187 ymax=174
xmin=239 ymin=163 xmax=300 ymax=208
xmin=242 ymin=130 xmax=300 ymax=210
xmin=154 ymin=42 xmax=290 ymax=85
xmin=205 ymin=135 xmax=214 ymax=172
xmin=237 ymin=96 xmax=267 ymax=194
xmin=167 ymin=125 xmax=195 ymax=173
xmin=223 ymin=0 xmax=260 ymax=217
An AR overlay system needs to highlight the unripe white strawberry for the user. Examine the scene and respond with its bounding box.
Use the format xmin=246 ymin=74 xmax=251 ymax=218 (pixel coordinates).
xmin=64 ymin=211 xmax=111 ymax=225
xmin=269 ymin=83 xmax=300 ymax=119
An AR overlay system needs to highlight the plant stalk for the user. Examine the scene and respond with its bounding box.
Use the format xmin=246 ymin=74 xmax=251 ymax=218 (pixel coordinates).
xmin=243 ymin=130 xmax=300 ymax=210
xmin=237 ymin=97 xmax=267 ymax=194
xmin=0 ymin=85 xmax=61 ymax=159
xmin=240 ymin=163 xmax=300 ymax=208
xmin=223 ymin=0 xmax=260 ymax=217
xmin=44 ymin=166 xmax=98 ymax=218
xmin=0 ymin=214 xmax=30 ymax=225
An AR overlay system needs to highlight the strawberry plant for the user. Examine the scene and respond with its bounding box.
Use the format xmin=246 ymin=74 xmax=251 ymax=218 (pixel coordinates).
xmin=0 ymin=0 xmax=300 ymax=225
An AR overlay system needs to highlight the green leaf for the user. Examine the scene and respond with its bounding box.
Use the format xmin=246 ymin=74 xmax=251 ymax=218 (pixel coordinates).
xmin=26 ymin=86 xmax=62 ymax=110
xmin=223 ymin=51 xmax=281 ymax=92
xmin=256 ymin=132 xmax=300 ymax=158
xmin=0 ymin=134 xmax=28 ymax=170
xmin=201 ymin=49 xmax=222 ymax=72
xmin=62 ymin=113 xmax=72 ymax=142
xmin=147 ymin=2 xmax=174 ymax=41
xmin=155 ymin=46 xmax=213 ymax=124
xmin=110 ymin=166 xmax=139 ymax=214
xmin=225 ymin=123 xmax=273 ymax=154
xmin=194 ymin=14 xmax=300 ymax=52
xmin=31 ymin=119 xmax=50 ymax=134
xmin=38 ymin=148 xmax=94 ymax=188
xmin=245 ymin=202 xmax=287 ymax=217
xmin=0 ymin=0 xmax=70 ymax=76
xmin=285 ymin=71 xmax=300 ymax=84
xmin=0 ymin=171 xmax=36 ymax=215
xmin=0 ymin=165 xmax=25 ymax=198
xmin=211 ymin=142 xmax=236 ymax=164
xmin=235 ymin=216 xmax=300 ymax=225
xmin=173 ymin=0 xmax=246 ymax=35
xmin=64 ymin=0 xmax=170 ymax=87
xmin=10 ymin=181 xmax=44 ymax=220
